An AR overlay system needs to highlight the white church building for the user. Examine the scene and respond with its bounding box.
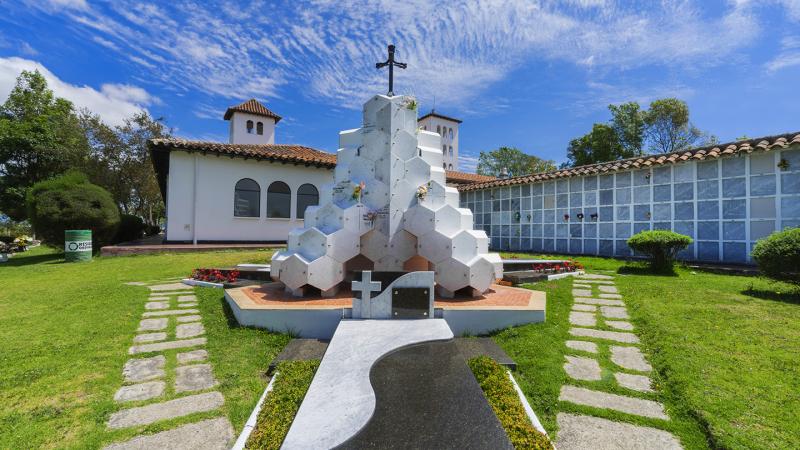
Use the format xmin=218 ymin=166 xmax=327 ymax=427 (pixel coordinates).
xmin=150 ymin=99 xmax=492 ymax=243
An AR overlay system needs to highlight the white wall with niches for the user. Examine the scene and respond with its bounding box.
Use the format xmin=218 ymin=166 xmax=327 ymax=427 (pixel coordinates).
xmin=460 ymin=145 xmax=800 ymax=264
xmin=165 ymin=151 xmax=333 ymax=242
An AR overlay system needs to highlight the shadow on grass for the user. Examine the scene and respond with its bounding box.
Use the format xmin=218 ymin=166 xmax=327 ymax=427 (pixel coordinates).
xmin=3 ymin=252 xmax=64 ymax=267
xmin=743 ymin=286 xmax=800 ymax=305
xmin=618 ymin=264 xmax=678 ymax=277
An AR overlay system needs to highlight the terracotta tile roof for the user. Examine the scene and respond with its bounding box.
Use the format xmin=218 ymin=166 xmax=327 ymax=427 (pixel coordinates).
xmin=458 ymin=131 xmax=800 ymax=191
xmin=223 ymin=99 xmax=282 ymax=123
xmin=445 ymin=170 xmax=496 ymax=185
xmin=418 ymin=110 xmax=463 ymax=124
xmin=149 ymin=138 xmax=336 ymax=167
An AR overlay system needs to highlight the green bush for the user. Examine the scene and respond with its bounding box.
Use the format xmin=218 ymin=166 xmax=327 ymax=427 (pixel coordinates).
xmin=247 ymin=360 xmax=319 ymax=449
xmin=751 ymin=228 xmax=800 ymax=285
xmin=468 ymin=356 xmax=553 ymax=450
xmin=627 ymin=230 xmax=692 ymax=271
xmin=114 ymin=214 xmax=145 ymax=244
xmin=26 ymin=171 xmax=120 ymax=249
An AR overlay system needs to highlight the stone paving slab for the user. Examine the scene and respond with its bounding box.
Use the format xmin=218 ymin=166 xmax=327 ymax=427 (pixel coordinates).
xmin=175 ymin=364 xmax=218 ymax=392
xmin=569 ymin=311 xmax=597 ymax=327
xmin=556 ymin=413 xmax=681 ymax=449
xmin=132 ymin=332 xmax=166 ymax=343
xmin=615 ymin=373 xmax=654 ymax=393
xmin=129 ymin=337 xmax=207 ymax=355
xmin=599 ymin=293 xmax=623 ymax=299
xmin=601 ymin=306 xmax=630 ymax=319
xmin=177 ymin=349 xmax=208 ymax=364
xmin=137 ymin=318 xmax=167 ymax=331
xmin=176 ymin=314 xmax=202 ymax=323
xmin=574 ymin=297 xmax=625 ymax=306
xmin=606 ymin=320 xmax=634 ymax=331
xmin=176 ymin=322 xmax=205 ymax=339
xmin=564 ymin=355 xmax=601 ymax=381
xmin=598 ymin=285 xmax=619 ymax=294
xmin=610 ymin=346 xmax=652 ymax=372
xmin=107 ymin=391 xmax=224 ymax=429
xmin=103 ymin=417 xmax=234 ymax=450
xmin=144 ymin=301 xmax=169 ymax=310
xmin=566 ymin=340 xmax=598 ymax=353
xmin=570 ymin=327 xmax=640 ymax=344
xmin=114 ymin=381 xmax=165 ymax=402
xmin=559 ymin=385 xmax=668 ymax=420
xmin=572 ymin=289 xmax=593 ymax=297
xmin=123 ymin=355 xmax=165 ymax=383
xmin=577 ymin=274 xmax=615 ymax=280
xmin=142 ymin=309 xmax=199 ymax=317
xmin=178 ymin=295 xmax=197 ymax=302
xmin=572 ymin=304 xmax=596 ymax=312
xmin=149 ymin=283 xmax=194 ymax=292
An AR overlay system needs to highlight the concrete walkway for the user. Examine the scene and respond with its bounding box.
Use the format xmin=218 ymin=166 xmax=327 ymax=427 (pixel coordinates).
xmin=104 ymin=282 xmax=234 ymax=449
xmin=558 ymin=273 xmax=683 ymax=450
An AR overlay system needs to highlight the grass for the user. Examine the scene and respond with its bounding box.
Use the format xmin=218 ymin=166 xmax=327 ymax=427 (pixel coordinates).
xmin=246 ymin=360 xmax=319 ymax=449
xmin=494 ymin=252 xmax=800 ymax=450
xmin=468 ymin=356 xmax=552 ymax=449
xmin=0 ymin=246 xmax=287 ymax=449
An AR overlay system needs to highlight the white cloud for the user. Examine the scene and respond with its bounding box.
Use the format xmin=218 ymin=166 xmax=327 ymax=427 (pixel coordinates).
xmin=0 ymin=57 xmax=156 ymax=126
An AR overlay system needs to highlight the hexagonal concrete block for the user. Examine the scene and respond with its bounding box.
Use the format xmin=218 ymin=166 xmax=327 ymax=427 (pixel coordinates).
xmin=451 ymin=229 xmax=489 ymax=263
xmin=279 ymin=253 xmax=311 ymax=290
xmin=418 ymin=230 xmax=453 ymax=264
xmin=404 ymin=157 xmax=432 ymax=188
xmin=326 ymin=228 xmax=360 ymax=263
xmin=392 ymin=129 xmax=418 ymax=161
xmin=295 ymin=227 xmax=328 ymax=261
xmin=313 ymin=203 xmax=345 ymax=234
xmin=467 ymin=255 xmax=497 ymax=293
xmin=307 ymin=255 xmax=344 ymax=291
xmin=403 ymin=205 xmax=436 ymax=237
xmin=435 ymin=258 xmax=471 ymax=293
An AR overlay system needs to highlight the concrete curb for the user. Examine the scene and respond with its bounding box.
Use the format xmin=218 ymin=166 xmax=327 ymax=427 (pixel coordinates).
xmin=231 ymin=372 xmax=279 ymax=450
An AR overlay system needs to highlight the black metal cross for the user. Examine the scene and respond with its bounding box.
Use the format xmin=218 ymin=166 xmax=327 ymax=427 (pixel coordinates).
xmin=375 ymin=44 xmax=406 ymax=96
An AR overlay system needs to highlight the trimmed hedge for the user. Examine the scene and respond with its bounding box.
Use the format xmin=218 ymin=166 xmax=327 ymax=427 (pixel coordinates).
xmin=468 ymin=356 xmax=553 ymax=450
xmin=26 ymin=171 xmax=120 ymax=249
xmin=751 ymin=228 xmax=800 ymax=285
xmin=627 ymin=230 xmax=692 ymax=271
xmin=247 ymin=360 xmax=319 ymax=450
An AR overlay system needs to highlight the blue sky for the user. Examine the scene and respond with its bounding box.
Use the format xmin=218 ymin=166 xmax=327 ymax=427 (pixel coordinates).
xmin=1 ymin=0 xmax=799 ymax=172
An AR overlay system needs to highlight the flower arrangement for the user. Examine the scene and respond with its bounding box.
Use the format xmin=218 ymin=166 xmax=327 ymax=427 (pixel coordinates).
xmin=352 ymin=181 xmax=366 ymax=202
xmin=191 ymin=268 xmax=240 ymax=283
xmin=416 ymin=182 xmax=429 ymax=200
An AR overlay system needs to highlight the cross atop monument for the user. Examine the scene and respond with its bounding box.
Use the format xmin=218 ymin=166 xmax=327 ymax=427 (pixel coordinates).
xmin=375 ymin=44 xmax=407 ymax=96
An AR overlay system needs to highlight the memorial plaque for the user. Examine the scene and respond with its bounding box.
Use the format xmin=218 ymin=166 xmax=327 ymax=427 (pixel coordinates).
xmin=392 ymin=287 xmax=430 ymax=319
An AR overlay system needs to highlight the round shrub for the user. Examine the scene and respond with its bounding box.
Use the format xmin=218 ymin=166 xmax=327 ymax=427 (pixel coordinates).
xmin=627 ymin=230 xmax=692 ymax=271
xmin=26 ymin=171 xmax=120 ymax=249
xmin=751 ymin=228 xmax=800 ymax=285
xmin=114 ymin=214 xmax=145 ymax=244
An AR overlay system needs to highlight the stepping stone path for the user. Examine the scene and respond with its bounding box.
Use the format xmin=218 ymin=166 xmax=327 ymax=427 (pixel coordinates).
xmin=104 ymin=282 xmax=233 ymax=449
xmin=558 ymin=273 xmax=683 ymax=449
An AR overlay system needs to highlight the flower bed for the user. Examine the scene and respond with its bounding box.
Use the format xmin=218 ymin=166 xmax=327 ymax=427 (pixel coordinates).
xmin=190 ymin=268 xmax=240 ymax=283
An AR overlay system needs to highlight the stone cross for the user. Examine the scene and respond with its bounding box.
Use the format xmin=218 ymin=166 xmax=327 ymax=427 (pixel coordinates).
xmin=375 ymin=44 xmax=407 ymax=96
xmin=352 ymin=271 xmax=382 ymax=318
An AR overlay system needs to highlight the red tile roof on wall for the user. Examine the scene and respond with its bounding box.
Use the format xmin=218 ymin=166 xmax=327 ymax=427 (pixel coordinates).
xmin=458 ymin=131 xmax=800 ymax=192
xmin=223 ymin=99 xmax=282 ymax=123
xmin=444 ymin=170 xmax=496 ymax=185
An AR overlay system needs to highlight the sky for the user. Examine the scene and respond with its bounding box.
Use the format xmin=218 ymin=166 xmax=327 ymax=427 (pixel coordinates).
xmin=1 ymin=0 xmax=799 ymax=172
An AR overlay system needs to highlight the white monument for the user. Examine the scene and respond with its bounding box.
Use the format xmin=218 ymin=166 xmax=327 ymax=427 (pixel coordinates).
xmin=270 ymin=91 xmax=502 ymax=298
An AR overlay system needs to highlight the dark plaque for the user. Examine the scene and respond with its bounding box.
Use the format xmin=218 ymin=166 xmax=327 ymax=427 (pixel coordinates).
xmin=391 ymin=287 xmax=429 ymax=319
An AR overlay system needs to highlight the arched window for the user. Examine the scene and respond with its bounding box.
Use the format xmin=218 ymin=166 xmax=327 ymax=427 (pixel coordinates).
xmin=267 ymin=181 xmax=291 ymax=218
xmin=449 ymin=128 xmax=453 ymax=139
xmin=256 ymin=121 xmax=264 ymax=135
xmin=234 ymin=178 xmax=260 ymax=217
xmin=246 ymin=120 xmax=254 ymax=134
xmin=296 ymin=184 xmax=319 ymax=219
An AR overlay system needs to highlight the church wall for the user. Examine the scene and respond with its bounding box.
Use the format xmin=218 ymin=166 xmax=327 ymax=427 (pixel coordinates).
xmin=459 ymin=146 xmax=800 ymax=264
xmin=165 ymin=151 xmax=333 ymax=242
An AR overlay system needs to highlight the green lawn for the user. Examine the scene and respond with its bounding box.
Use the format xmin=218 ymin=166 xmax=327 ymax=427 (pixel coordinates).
xmin=495 ymin=253 xmax=800 ymax=450
xmin=0 ymin=246 xmax=286 ymax=449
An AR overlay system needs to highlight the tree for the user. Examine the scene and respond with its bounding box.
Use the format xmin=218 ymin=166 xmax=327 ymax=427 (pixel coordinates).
xmin=80 ymin=111 xmax=170 ymax=225
xmin=566 ymin=123 xmax=631 ymax=167
xmin=0 ymin=70 xmax=89 ymax=220
xmin=608 ymin=102 xmax=645 ymax=156
xmin=476 ymin=146 xmax=555 ymax=178
xmin=643 ymin=98 xmax=703 ymax=154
